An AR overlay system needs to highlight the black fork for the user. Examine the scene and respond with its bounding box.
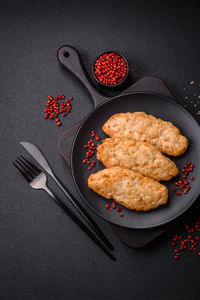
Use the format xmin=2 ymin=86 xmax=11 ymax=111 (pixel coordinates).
xmin=13 ymin=156 xmax=116 ymax=261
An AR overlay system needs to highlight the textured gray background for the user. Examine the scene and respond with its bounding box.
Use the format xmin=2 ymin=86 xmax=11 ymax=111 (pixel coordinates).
xmin=1 ymin=0 xmax=200 ymax=299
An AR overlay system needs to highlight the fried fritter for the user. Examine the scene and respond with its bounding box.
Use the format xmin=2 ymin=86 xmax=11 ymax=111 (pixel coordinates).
xmin=102 ymin=112 xmax=188 ymax=156
xmin=88 ymin=166 xmax=168 ymax=211
xmin=97 ymin=138 xmax=178 ymax=181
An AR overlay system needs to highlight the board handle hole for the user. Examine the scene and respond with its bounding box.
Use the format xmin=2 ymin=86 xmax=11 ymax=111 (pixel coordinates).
xmin=64 ymin=51 xmax=70 ymax=57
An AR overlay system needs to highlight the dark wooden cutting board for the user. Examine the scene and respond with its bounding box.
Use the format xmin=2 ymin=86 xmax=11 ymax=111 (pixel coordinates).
xmin=57 ymin=46 xmax=198 ymax=248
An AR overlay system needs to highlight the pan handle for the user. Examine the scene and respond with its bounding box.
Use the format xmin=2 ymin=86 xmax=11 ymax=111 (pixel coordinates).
xmin=57 ymin=45 xmax=108 ymax=107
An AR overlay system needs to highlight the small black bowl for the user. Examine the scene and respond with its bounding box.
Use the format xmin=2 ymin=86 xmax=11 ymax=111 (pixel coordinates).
xmin=92 ymin=51 xmax=129 ymax=88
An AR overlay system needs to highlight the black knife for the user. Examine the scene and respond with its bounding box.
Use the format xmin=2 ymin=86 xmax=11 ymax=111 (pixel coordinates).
xmin=20 ymin=141 xmax=114 ymax=251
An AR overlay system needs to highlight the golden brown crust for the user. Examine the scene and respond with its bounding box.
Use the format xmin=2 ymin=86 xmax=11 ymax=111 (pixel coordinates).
xmin=97 ymin=138 xmax=178 ymax=181
xmin=102 ymin=112 xmax=188 ymax=156
xmin=88 ymin=166 xmax=168 ymax=211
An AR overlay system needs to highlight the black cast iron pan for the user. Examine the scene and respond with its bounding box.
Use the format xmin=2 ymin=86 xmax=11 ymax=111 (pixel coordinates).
xmin=57 ymin=46 xmax=200 ymax=230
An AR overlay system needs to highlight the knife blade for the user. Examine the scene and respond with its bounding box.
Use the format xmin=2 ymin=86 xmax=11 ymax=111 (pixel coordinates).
xmin=20 ymin=141 xmax=114 ymax=251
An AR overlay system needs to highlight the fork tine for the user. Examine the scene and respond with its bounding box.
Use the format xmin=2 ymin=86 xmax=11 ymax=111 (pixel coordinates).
xmin=18 ymin=156 xmax=39 ymax=176
xmin=20 ymin=155 xmax=41 ymax=174
xmin=15 ymin=158 xmax=35 ymax=180
xmin=13 ymin=161 xmax=32 ymax=183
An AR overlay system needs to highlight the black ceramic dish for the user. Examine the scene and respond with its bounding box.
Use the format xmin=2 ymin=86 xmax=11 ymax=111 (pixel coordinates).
xmin=92 ymin=51 xmax=129 ymax=88
xmin=57 ymin=46 xmax=200 ymax=230
xmin=71 ymin=93 xmax=200 ymax=229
